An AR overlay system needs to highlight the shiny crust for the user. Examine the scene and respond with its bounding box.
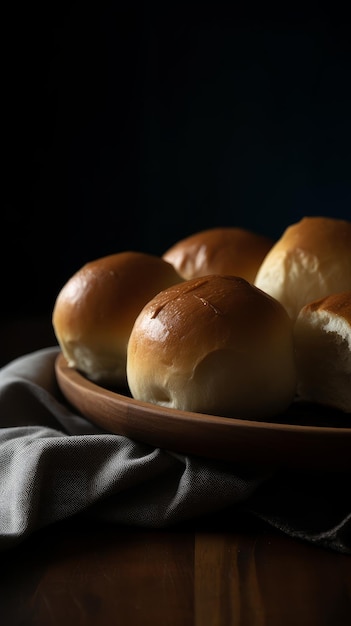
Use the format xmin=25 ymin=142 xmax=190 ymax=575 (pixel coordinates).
xmin=302 ymin=291 xmax=351 ymax=321
xmin=162 ymin=227 xmax=273 ymax=282
xmin=127 ymin=275 xmax=297 ymax=418
xmin=52 ymin=251 xmax=183 ymax=386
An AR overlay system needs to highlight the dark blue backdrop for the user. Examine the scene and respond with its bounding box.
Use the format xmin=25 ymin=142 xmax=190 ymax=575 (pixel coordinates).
xmin=3 ymin=2 xmax=351 ymax=316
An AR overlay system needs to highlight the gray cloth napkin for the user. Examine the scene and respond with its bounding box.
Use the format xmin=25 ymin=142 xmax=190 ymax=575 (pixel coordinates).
xmin=0 ymin=347 xmax=350 ymax=554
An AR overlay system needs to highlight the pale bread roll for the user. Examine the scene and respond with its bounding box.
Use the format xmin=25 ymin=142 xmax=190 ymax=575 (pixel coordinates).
xmin=254 ymin=216 xmax=351 ymax=320
xmin=162 ymin=227 xmax=274 ymax=282
xmin=52 ymin=251 xmax=183 ymax=386
xmin=294 ymin=292 xmax=351 ymax=412
xmin=127 ymin=275 xmax=297 ymax=418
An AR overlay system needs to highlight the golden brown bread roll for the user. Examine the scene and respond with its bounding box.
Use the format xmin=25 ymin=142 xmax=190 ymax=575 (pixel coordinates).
xmin=127 ymin=275 xmax=297 ymax=418
xmin=254 ymin=216 xmax=351 ymax=321
xmin=162 ymin=227 xmax=274 ymax=282
xmin=52 ymin=251 xmax=183 ymax=386
xmin=294 ymin=291 xmax=351 ymax=412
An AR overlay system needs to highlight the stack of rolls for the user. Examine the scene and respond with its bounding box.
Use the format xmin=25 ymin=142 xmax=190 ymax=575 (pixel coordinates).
xmin=52 ymin=216 xmax=351 ymax=419
xmin=253 ymin=215 xmax=351 ymax=413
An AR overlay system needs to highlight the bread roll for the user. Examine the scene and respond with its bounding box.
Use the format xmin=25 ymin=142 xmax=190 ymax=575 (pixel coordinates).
xmin=127 ymin=275 xmax=297 ymax=418
xmin=52 ymin=251 xmax=183 ymax=386
xmin=294 ymin=292 xmax=351 ymax=412
xmin=162 ymin=227 xmax=274 ymax=282
xmin=254 ymin=216 xmax=351 ymax=321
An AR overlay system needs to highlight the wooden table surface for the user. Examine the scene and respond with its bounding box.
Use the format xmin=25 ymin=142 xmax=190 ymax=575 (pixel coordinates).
xmin=1 ymin=514 xmax=351 ymax=626
xmin=1 ymin=317 xmax=351 ymax=625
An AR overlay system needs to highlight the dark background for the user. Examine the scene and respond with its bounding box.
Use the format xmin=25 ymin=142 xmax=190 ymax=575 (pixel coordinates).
xmin=3 ymin=2 xmax=351 ymax=322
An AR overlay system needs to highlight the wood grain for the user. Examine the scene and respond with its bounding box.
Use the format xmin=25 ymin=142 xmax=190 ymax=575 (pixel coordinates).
xmin=194 ymin=531 xmax=351 ymax=626
xmin=1 ymin=520 xmax=350 ymax=626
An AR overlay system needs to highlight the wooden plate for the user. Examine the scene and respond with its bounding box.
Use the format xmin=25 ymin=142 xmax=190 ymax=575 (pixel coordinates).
xmin=55 ymin=353 xmax=351 ymax=470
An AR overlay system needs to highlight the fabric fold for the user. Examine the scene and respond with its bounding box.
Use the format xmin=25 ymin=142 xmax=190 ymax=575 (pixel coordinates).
xmin=0 ymin=347 xmax=350 ymax=554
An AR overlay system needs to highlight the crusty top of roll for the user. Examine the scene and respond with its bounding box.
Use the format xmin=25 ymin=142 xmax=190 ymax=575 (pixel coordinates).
xmin=127 ymin=275 xmax=297 ymax=418
xmin=254 ymin=216 xmax=351 ymax=321
xmin=162 ymin=227 xmax=274 ymax=283
xmin=52 ymin=251 xmax=183 ymax=386
xmin=294 ymin=291 xmax=351 ymax=412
